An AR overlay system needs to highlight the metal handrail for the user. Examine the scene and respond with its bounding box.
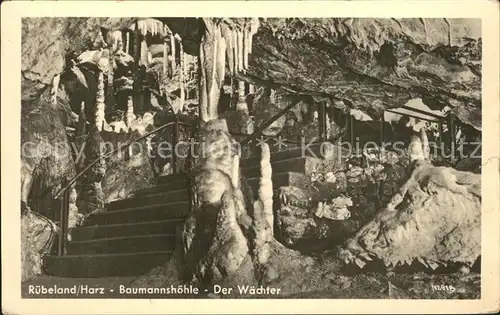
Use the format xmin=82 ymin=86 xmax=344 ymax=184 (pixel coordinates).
xmin=53 ymin=120 xmax=192 ymax=199
xmin=240 ymin=99 xmax=301 ymax=147
xmin=52 ymin=117 xmax=194 ymax=256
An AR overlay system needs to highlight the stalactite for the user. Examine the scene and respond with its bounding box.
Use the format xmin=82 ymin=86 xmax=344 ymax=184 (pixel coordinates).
xmin=237 ymin=29 xmax=244 ymax=73
xmin=232 ymin=28 xmax=238 ymax=72
xmin=95 ymin=71 xmax=106 ymax=131
xmin=247 ymin=18 xmax=260 ymax=61
xmin=207 ymin=29 xmax=219 ymax=120
xmin=243 ymin=27 xmax=249 ymax=70
xmin=199 ymin=19 xmax=226 ymax=121
xmin=222 ymin=24 xmax=234 ymax=75
xmin=248 ymin=83 xmax=255 ymax=94
xmin=444 ymin=18 xmax=452 ymax=46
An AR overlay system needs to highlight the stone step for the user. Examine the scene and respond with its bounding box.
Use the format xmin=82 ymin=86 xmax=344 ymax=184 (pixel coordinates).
xmin=106 ymin=189 xmax=189 ymax=211
xmin=82 ymin=201 xmax=189 ymax=226
xmin=246 ymin=171 xmax=311 ymax=196
xmin=242 ymin=156 xmax=322 ymax=179
xmin=43 ymin=251 xmax=172 ymax=278
xmin=67 ymin=234 xmax=176 ymax=255
xmin=71 ymin=219 xmax=185 ymax=241
xmin=133 ymin=172 xmax=310 ymax=204
xmin=133 ymin=179 xmax=189 ymax=197
xmin=240 ymin=142 xmax=327 ymax=167
xmin=156 ymin=173 xmax=188 ymax=185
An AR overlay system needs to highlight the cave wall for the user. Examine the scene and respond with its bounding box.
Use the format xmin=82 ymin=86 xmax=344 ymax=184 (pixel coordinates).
xmin=245 ymin=18 xmax=481 ymax=129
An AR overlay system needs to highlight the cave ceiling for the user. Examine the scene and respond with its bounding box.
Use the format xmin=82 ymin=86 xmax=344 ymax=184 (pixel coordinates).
xmin=158 ymin=17 xmax=481 ymax=129
xmin=21 ymin=17 xmax=482 ymax=129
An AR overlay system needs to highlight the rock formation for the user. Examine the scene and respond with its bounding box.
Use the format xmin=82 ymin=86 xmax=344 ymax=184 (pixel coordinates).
xmin=21 ymin=210 xmax=57 ymax=281
xmin=133 ymin=118 xmax=318 ymax=290
xmin=338 ymin=129 xmax=481 ymax=271
xmin=101 ymin=130 xmax=156 ymax=203
xmin=76 ymin=125 xmax=107 ymax=214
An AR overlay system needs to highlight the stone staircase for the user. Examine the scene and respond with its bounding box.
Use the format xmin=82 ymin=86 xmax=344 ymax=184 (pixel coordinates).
xmin=43 ymin=143 xmax=338 ymax=278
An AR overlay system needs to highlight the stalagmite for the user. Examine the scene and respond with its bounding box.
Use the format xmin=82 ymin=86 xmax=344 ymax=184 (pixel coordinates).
xmin=107 ymin=54 xmax=115 ymax=111
xmin=117 ymin=31 xmax=123 ymax=52
xmin=176 ymin=34 xmax=185 ymax=113
xmin=126 ymin=95 xmax=136 ymax=127
xmin=170 ymin=33 xmax=176 ymax=78
xmin=140 ymin=39 xmax=149 ymax=67
xmin=232 ymin=28 xmax=238 ymax=72
xmin=237 ymin=29 xmax=244 ymax=73
xmin=236 ymin=80 xmax=247 ymax=112
xmin=420 ymin=126 xmax=430 ymax=161
xmin=95 ymin=71 xmax=106 ymax=131
xmin=50 ymin=74 xmax=60 ymax=106
xmin=163 ymin=41 xmax=168 ymax=75
xmin=110 ymin=30 xmax=123 ymax=52
xmin=125 ymin=32 xmax=130 ymax=54
xmin=183 ymin=52 xmax=188 ymax=78
xmin=75 ymin=101 xmax=87 ymax=171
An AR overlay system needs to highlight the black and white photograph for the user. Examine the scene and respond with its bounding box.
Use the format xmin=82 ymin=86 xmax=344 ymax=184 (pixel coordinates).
xmin=2 ymin=1 xmax=499 ymax=314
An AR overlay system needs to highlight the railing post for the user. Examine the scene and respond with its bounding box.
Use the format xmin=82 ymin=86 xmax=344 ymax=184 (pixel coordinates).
xmin=57 ymin=179 xmax=69 ymax=256
xmin=438 ymin=120 xmax=444 ymax=146
xmin=448 ymin=113 xmax=456 ymax=163
xmin=380 ymin=114 xmax=385 ymax=147
xmin=349 ymin=115 xmax=356 ymax=149
xmin=172 ymin=115 xmax=180 ymax=174
xmin=318 ymin=101 xmax=327 ymax=142
xmin=57 ymin=195 xmax=64 ymax=256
